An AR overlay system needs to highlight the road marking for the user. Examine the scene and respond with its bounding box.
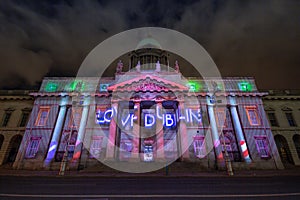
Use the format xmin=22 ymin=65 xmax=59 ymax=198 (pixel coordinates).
xmin=1 ymin=193 xmax=300 ymax=198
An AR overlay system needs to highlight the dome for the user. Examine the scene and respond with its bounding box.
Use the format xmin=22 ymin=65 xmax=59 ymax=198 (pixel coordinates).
xmin=136 ymin=37 xmax=162 ymax=50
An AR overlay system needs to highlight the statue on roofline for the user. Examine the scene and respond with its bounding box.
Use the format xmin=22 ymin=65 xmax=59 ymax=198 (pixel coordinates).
xmin=116 ymin=60 xmax=123 ymax=74
xmin=174 ymin=60 xmax=179 ymax=73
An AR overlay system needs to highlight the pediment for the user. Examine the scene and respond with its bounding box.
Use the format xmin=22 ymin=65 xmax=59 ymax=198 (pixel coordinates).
xmin=107 ymin=75 xmax=188 ymax=92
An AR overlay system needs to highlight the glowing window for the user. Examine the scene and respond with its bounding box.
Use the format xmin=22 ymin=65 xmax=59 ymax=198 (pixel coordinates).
xmin=99 ymin=83 xmax=109 ymax=92
xmin=69 ymin=108 xmax=82 ymax=128
xmin=45 ymin=82 xmax=58 ymax=92
xmin=238 ymin=81 xmax=253 ymax=92
xmin=193 ymin=136 xmax=206 ymax=158
xmin=90 ymin=136 xmax=103 ymax=159
xmin=25 ymin=136 xmax=42 ymax=158
xmin=245 ymin=106 xmax=260 ymax=126
xmin=35 ymin=107 xmax=50 ymax=126
xmin=187 ymin=81 xmax=202 ymax=92
xmin=254 ymin=136 xmax=270 ymax=158
xmin=215 ymin=109 xmax=226 ymax=128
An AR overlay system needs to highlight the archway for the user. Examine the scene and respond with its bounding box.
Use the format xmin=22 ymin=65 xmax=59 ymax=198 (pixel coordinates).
xmin=0 ymin=134 xmax=4 ymax=150
xmin=274 ymin=135 xmax=294 ymax=165
xmin=293 ymin=134 xmax=300 ymax=159
xmin=4 ymin=135 xmax=23 ymax=164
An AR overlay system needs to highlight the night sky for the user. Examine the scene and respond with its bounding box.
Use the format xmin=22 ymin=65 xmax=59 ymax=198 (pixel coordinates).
xmin=0 ymin=0 xmax=300 ymax=90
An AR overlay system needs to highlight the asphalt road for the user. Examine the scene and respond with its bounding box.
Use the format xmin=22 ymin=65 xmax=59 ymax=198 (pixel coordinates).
xmin=1 ymin=175 xmax=300 ymax=200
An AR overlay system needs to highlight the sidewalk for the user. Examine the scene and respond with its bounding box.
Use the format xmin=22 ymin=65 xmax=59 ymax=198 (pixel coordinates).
xmin=1 ymin=166 xmax=300 ymax=177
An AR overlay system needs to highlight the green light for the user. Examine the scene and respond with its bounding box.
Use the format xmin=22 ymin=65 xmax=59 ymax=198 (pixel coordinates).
xmin=80 ymin=82 xmax=86 ymax=92
xmin=65 ymin=81 xmax=78 ymax=91
xmin=187 ymin=81 xmax=202 ymax=92
xmin=45 ymin=82 xmax=58 ymax=92
xmin=238 ymin=81 xmax=253 ymax=92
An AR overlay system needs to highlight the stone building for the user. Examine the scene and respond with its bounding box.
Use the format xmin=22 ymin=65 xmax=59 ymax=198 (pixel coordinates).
xmin=9 ymin=49 xmax=284 ymax=171
xmin=0 ymin=90 xmax=33 ymax=166
xmin=263 ymin=90 xmax=300 ymax=167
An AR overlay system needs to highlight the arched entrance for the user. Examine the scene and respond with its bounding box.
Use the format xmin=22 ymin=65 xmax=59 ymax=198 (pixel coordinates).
xmin=274 ymin=135 xmax=294 ymax=165
xmin=4 ymin=135 xmax=23 ymax=164
xmin=293 ymin=134 xmax=300 ymax=159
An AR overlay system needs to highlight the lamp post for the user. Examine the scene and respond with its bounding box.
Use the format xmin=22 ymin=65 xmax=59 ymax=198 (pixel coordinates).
xmin=210 ymin=82 xmax=233 ymax=176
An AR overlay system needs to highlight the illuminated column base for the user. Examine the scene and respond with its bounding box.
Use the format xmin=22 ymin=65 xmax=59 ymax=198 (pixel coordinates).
xmin=229 ymin=96 xmax=251 ymax=163
xmin=71 ymin=97 xmax=90 ymax=167
xmin=44 ymin=98 xmax=68 ymax=168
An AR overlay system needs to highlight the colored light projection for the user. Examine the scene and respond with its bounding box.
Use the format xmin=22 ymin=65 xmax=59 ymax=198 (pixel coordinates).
xmin=44 ymin=80 xmax=86 ymax=92
xmin=65 ymin=80 xmax=85 ymax=92
xmin=238 ymin=81 xmax=253 ymax=92
xmin=100 ymin=84 xmax=110 ymax=92
xmin=187 ymin=81 xmax=202 ymax=92
xmin=45 ymin=82 xmax=58 ymax=92
xmin=96 ymin=106 xmax=202 ymax=128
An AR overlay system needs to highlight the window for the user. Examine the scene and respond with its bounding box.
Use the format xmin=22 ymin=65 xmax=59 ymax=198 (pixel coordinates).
xmin=68 ymin=108 xmax=82 ymax=128
xmin=90 ymin=136 xmax=103 ymax=158
xmin=245 ymin=106 xmax=260 ymax=126
xmin=254 ymin=136 xmax=270 ymax=158
xmin=267 ymin=112 xmax=279 ymax=127
xmin=19 ymin=112 xmax=30 ymax=127
xmin=25 ymin=137 xmax=41 ymax=158
xmin=285 ymin=112 xmax=297 ymax=127
xmin=1 ymin=111 xmax=12 ymax=127
xmin=35 ymin=107 xmax=50 ymax=126
xmin=193 ymin=136 xmax=206 ymax=158
xmin=215 ymin=109 xmax=226 ymax=127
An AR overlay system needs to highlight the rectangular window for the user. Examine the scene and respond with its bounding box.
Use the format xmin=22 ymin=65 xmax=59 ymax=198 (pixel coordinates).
xmin=215 ymin=109 xmax=226 ymax=127
xmin=245 ymin=106 xmax=260 ymax=126
xmin=285 ymin=112 xmax=297 ymax=127
xmin=267 ymin=112 xmax=279 ymax=127
xmin=2 ymin=112 xmax=12 ymax=127
xmin=19 ymin=112 xmax=30 ymax=127
xmin=35 ymin=107 xmax=50 ymax=126
xmin=193 ymin=136 xmax=206 ymax=158
xmin=69 ymin=108 xmax=82 ymax=128
xmin=254 ymin=136 xmax=270 ymax=158
xmin=90 ymin=136 xmax=103 ymax=159
xmin=25 ymin=137 xmax=42 ymax=158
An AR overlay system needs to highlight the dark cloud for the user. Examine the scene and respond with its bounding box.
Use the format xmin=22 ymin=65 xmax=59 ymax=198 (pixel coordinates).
xmin=0 ymin=0 xmax=299 ymax=90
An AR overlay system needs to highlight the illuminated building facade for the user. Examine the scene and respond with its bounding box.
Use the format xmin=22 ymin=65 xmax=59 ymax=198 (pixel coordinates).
xmin=12 ymin=51 xmax=284 ymax=171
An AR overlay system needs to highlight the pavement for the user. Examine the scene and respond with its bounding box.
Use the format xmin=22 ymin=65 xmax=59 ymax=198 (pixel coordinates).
xmin=1 ymin=165 xmax=300 ymax=177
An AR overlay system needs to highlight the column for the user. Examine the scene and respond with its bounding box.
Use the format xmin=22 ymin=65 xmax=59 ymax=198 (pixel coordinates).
xmin=44 ymin=96 xmax=68 ymax=167
xmin=131 ymin=101 xmax=140 ymax=160
xmin=156 ymin=102 xmax=165 ymax=160
xmin=178 ymin=101 xmax=189 ymax=159
xmin=105 ymin=102 xmax=118 ymax=159
xmin=206 ymin=96 xmax=224 ymax=165
xmin=72 ymin=97 xmax=90 ymax=162
xmin=229 ymin=96 xmax=251 ymax=163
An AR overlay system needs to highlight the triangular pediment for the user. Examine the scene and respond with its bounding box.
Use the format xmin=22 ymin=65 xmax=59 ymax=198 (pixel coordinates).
xmin=107 ymin=75 xmax=188 ymax=92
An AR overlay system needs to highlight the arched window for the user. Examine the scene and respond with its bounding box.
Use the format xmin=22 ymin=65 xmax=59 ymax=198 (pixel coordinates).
xmin=293 ymin=134 xmax=300 ymax=159
xmin=274 ymin=135 xmax=294 ymax=165
xmin=5 ymin=135 xmax=22 ymax=163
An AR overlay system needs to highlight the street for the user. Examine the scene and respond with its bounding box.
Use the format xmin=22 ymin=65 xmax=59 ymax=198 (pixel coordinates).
xmin=1 ymin=175 xmax=300 ymax=199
